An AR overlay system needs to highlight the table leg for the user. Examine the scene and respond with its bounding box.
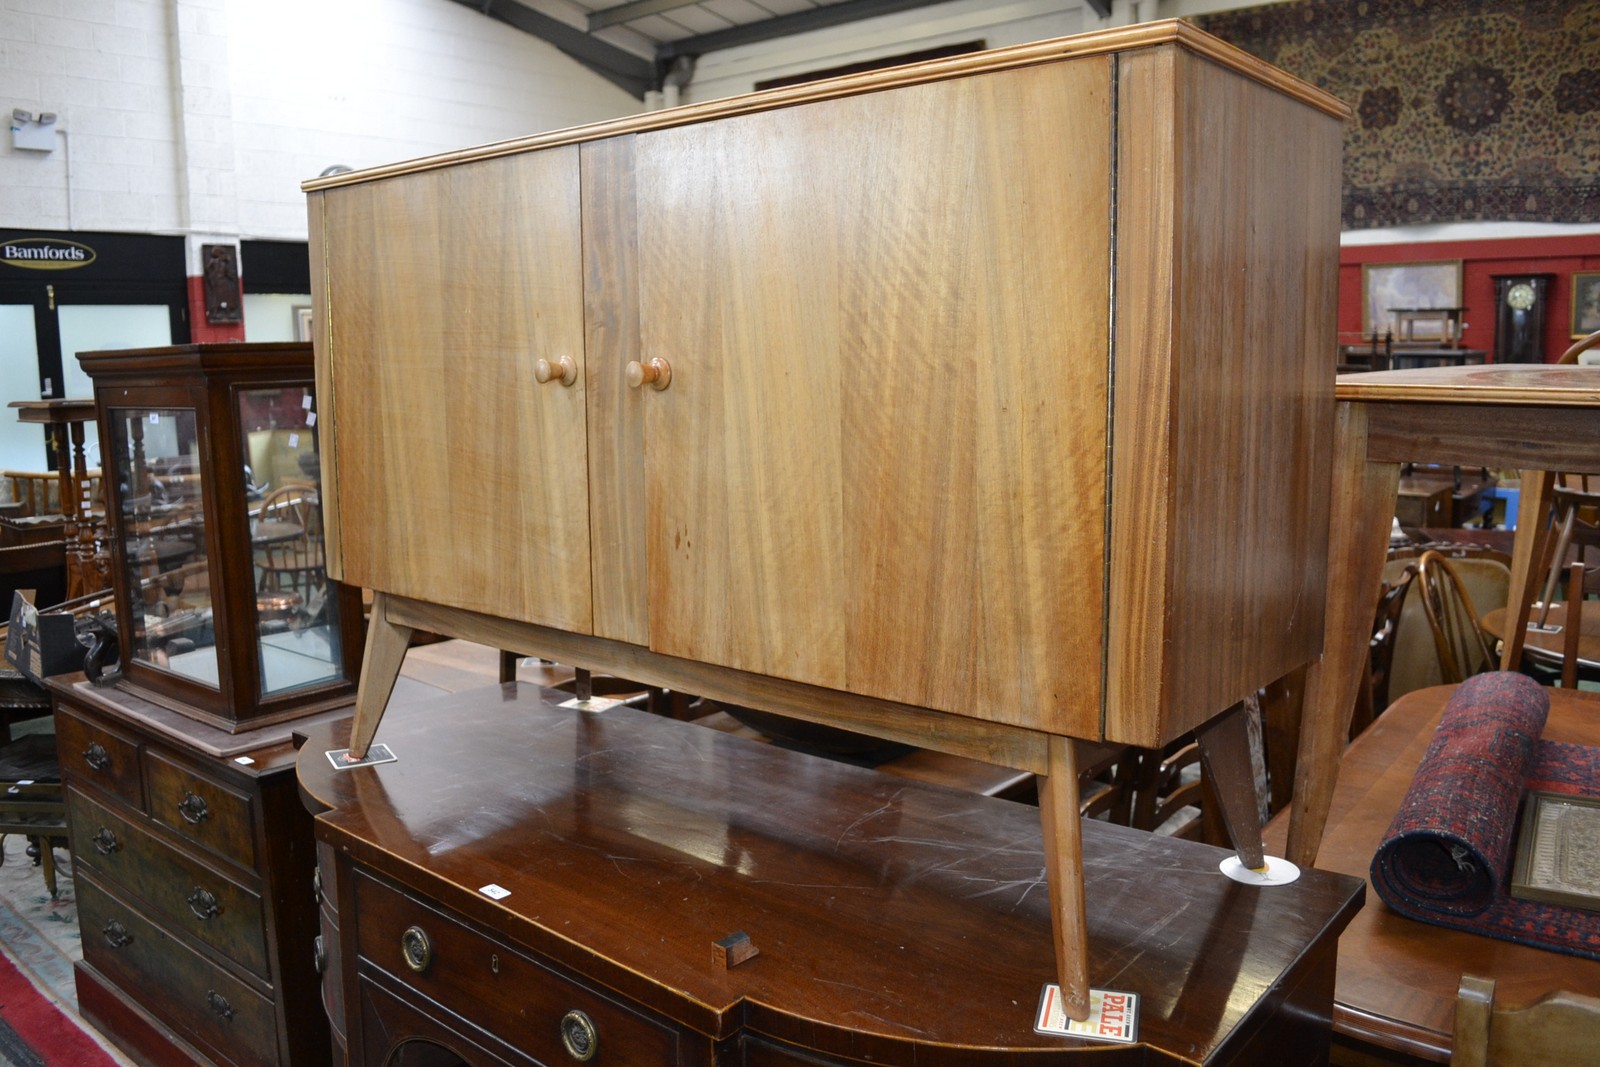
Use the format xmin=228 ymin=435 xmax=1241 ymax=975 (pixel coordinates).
xmin=348 ymin=592 xmax=415 ymax=759
xmin=1038 ymin=734 xmax=1090 ymax=1021
xmin=1500 ymin=470 xmax=1555 ymax=670
xmin=1287 ymin=402 xmax=1399 ymax=868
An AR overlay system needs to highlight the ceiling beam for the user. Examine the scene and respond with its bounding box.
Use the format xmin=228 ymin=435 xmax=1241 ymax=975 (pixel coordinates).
xmin=657 ymin=0 xmax=957 ymax=61
xmin=588 ymin=0 xmax=703 ymax=32
xmin=457 ymin=0 xmax=656 ymax=97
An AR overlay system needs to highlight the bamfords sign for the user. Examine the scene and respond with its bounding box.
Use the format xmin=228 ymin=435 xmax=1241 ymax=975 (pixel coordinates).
xmin=1 ymin=238 xmax=96 ymax=270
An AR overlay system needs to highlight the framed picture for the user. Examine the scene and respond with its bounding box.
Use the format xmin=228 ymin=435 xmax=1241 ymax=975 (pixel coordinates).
xmin=1361 ymin=260 xmax=1463 ymax=339
xmin=294 ymin=305 xmax=314 ymax=343
xmin=1511 ymin=790 xmax=1600 ymax=912
xmin=1572 ymin=272 xmax=1600 ymax=338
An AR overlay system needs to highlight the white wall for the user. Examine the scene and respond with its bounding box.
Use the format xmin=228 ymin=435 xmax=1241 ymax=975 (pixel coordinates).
xmin=0 ymin=0 xmax=642 ymax=242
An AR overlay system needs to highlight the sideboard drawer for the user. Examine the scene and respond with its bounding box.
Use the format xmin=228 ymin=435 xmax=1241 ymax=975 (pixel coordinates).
xmin=353 ymin=870 xmax=682 ymax=1066
xmin=77 ymin=875 xmax=280 ymax=1067
xmin=56 ymin=704 xmax=143 ymax=808
xmin=144 ymin=749 xmax=257 ymax=870
xmin=68 ymin=788 xmax=269 ymax=979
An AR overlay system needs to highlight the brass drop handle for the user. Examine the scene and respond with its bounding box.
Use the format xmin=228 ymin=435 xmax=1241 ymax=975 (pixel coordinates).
xmin=535 ymin=355 xmax=578 ymax=387
xmin=83 ymin=742 xmax=111 ymax=772
xmin=92 ymin=827 xmax=120 ymax=855
xmin=178 ymin=791 xmax=210 ymax=824
xmin=188 ymin=886 xmax=221 ymax=920
xmin=206 ymin=990 xmax=235 ymax=1021
xmin=313 ymin=934 xmax=326 ymax=976
xmin=102 ymin=920 xmax=133 ymax=949
xmin=559 ymin=1009 xmax=598 ymax=1062
xmin=401 ymin=924 xmax=432 ymax=973
xmin=625 ymin=357 xmax=672 ymax=391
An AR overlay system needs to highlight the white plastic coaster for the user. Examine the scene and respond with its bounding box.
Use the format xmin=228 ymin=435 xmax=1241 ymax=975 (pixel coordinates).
xmin=559 ymin=696 xmax=625 ymax=713
xmin=1219 ymin=854 xmax=1300 ymax=886
xmin=1034 ymin=986 xmax=1138 ymax=1044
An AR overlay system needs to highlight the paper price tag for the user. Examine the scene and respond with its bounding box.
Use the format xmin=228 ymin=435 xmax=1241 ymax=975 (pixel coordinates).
xmin=1034 ymin=986 xmax=1138 ymax=1044
xmin=480 ymin=884 xmax=511 ymax=900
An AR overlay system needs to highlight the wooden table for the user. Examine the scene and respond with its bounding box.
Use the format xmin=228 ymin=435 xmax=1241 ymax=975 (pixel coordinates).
xmin=1265 ymin=684 xmax=1600 ymax=1063
xmin=298 ymin=682 xmax=1365 ymax=1066
xmin=1289 ymin=366 xmax=1600 ymax=868
xmin=1482 ymin=603 xmax=1600 ymax=673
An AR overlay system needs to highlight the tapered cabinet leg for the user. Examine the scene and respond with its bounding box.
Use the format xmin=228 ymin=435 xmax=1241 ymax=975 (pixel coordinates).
xmin=348 ymin=592 xmax=415 ymax=759
xmin=1194 ymin=701 xmax=1264 ymax=869
xmin=1038 ymin=735 xmax=1090 ymax=1021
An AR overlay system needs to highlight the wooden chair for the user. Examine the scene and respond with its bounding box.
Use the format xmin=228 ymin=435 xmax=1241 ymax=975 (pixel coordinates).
xmin=1453 ymin=974 xmax=1600 ymax=1067
xmin=254 ymin=481 xmax=325 ymax=602
xmin=1416 ymin=550 xmax=1499 ymax=684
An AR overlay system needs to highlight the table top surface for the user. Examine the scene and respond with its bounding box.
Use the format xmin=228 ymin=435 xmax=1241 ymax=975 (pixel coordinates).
xmin=299 ymin=682 xmax=1364 ymax=1062
xmin=1264 ymin=684 xmax=1600 ymax=1063
xmin=1482 ymin=604 xmax=1600 ymax=670
xmin=1335 ymin=365 xmax=1600 ymax=406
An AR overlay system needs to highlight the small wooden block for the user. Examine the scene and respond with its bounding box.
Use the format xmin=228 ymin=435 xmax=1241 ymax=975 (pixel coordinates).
xmin=714 ymin=931 xmax=759 ymax=969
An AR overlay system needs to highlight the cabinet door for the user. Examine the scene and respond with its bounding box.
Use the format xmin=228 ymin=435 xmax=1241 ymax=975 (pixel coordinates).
xmin=635 ymin=60 xmax=1112 ymax=736
xmin=318 ymin=150 xmax=593 ymax=633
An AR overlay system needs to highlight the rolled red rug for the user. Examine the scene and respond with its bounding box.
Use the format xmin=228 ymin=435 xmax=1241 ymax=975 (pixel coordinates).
xmin=1369 ymin=672 xmax=1600 ymax=960
xmin=1371 ymin=671 xmax=1549 ymax=918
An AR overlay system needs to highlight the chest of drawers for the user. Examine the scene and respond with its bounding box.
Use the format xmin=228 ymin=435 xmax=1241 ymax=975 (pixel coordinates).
xmin=52 ymin=678 xmax=335 ymax=1067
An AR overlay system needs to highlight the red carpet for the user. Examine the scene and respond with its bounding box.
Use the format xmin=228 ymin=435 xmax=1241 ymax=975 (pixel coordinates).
xmin=0 ymin=947 xmax=119 ymax=1067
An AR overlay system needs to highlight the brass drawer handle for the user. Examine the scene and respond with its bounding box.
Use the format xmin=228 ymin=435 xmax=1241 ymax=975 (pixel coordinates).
xmin=177 ymin=791 xmax=210 ymax=824
xmin=205 ymin=990 xmax=234 ymax=1021
xmin=312 ymin=867 xmax=323 ymax=904
xmin=313 ymin=934 xmax=326 ymax=976
xmin=102 ymin=920 xmax=132 ymax=949
xmin=400 ymin=925 xmax=432 ymax=973
xmin=83 ymin=742 xmax=111 ymax=772
xmin=187 ymin=886 xmax=221 ymax=920
xmin=559 ymin=1009 xmax=598 ymax=1062
xmin=91 ymin=827 xmax=120 ymax=855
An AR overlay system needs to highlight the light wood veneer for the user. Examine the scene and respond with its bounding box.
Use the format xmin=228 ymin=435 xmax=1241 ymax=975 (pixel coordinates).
xmin=306 ymin=19 xmax=1347 ymax=1016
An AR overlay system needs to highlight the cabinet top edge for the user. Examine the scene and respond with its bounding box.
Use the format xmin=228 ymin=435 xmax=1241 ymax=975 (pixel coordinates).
xmin=302 ymin=18 xmax=1347 ymax=194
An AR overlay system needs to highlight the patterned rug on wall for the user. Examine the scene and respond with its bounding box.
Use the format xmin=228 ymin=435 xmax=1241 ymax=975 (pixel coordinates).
xmin=1195 ymin=0 xmax=1600 ymax=229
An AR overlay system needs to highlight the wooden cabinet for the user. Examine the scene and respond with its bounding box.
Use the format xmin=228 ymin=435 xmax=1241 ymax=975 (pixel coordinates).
xmin=305 ymin=20 xmax=1348 ymax=1015
xmin=53 ymin=680 xmax=332 ymax=1067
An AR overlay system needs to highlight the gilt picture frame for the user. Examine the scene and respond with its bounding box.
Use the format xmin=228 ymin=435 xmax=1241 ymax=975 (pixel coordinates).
xmin=1361 ymin=260 xmax=1463 ymax=340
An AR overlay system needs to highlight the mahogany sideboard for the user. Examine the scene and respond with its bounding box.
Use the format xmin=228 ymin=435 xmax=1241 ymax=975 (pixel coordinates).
xmin=296 ymin=682 xmax=1365 ymax=1066
xmin=303 ymin=19 xmax=1348 ymax=1012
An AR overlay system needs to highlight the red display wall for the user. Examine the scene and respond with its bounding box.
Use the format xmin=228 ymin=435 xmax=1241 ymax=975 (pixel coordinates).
xmin=1338 ymin=234 xmax=1600 ymax=362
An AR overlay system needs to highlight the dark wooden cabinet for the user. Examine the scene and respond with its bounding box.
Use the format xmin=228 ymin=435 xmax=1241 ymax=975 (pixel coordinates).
xmin=49 ymin=341 xmax=362 ymax=1066
xmin=298 ymin=683 xmax=1364 ymax=1067
xmin=54 ymin=678 xmax=339 ymax=1067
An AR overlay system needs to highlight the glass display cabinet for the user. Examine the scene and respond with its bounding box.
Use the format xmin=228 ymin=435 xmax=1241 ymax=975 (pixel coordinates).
xmin=80 ymin=342 xmax=362 ymax=731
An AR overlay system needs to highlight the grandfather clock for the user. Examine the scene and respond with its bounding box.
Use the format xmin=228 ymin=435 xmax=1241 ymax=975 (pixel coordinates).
xmin=1492 ymin=274 xmax=1553 ymax=363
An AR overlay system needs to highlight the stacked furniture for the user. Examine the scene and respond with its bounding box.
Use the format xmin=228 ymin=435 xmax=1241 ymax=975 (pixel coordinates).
xmin=51 ymin=343 xmax=362 ymax=1067
xmin=304 ymin=20 xmax=1347 ymax=1017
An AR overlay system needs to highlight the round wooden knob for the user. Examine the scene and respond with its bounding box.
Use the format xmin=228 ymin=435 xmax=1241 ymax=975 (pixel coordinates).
xmin=535 ymin=355 xmax=577 ymax=387
xmin=625 ymin=357 xmax=672 ymax=391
